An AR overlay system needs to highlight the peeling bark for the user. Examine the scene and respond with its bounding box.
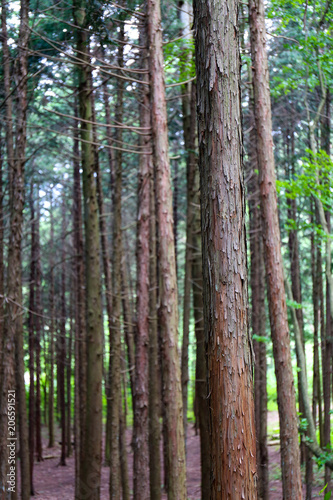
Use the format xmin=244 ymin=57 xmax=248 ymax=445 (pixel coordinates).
xmin=194 ymin=0 xmax=257 ymax=497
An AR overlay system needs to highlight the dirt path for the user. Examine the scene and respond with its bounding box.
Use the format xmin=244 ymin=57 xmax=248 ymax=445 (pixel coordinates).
xmin=18 ymin=421 xmax=326 ymax=499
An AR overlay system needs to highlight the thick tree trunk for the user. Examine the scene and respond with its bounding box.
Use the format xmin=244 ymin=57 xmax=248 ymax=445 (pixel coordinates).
xmin=74 ymin=5 xmax=103 ymax=497
xmin=249 ymin=0 xmax=302 ymax=496
xmin=133 ymin=18 xmax=150 ymax=498
xmin=148 ymin=0 xmax=187 ymax=497
xmin=194 ymin=0 xmax=257 ymax=497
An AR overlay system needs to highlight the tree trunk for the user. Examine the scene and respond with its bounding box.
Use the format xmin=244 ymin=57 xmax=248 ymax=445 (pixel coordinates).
xmin=5 ymin=0 xmax=31 ymax=497
xmin=72 ymin=99 xmax=87 ymax=497
xmin=321 ymin=91 xmax=331 ymax=490
xmin=148 ymin=0 xmax=187 ymax=497
xmin=28 ymin=182 xmax=36 ymax=495
xmin=74 ymin=3 xmax=103 ymax=496
xmin=66 ymin=288 xmax=73 ymax=459
xmin=59 ymin=195 xmax=67 ymax=467
xmin=179 ymin=4 xmax=193 ymax=439
xmin=133 ymin=17 xmax=150 ymax=498
xmin=194 ymin=0 xmax=257 ymax=496
xmin=148 ymin=158 xmax=162 ymax=500
xmin=48 ymin=192 xmax=55 ymax=450
xmin=249 ymin=0 xmax=302 ymax=496
xmin=110 ymin=20 xmax=125 ymax=500
xmin=35 ymin=190 xmax=43 ymax=463
xmin=249 ymin=171 xmax=268 ymax=500
xmin=188 ymin=82 xmax=210 ymax=500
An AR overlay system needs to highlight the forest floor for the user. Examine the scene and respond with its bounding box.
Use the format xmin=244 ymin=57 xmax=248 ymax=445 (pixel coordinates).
xmin=17 ymin=412 xmax=326 ymax=499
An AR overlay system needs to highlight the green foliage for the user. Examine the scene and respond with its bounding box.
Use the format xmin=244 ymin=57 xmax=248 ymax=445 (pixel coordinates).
xmin=164 ymin=37 xmax=195 ymax=83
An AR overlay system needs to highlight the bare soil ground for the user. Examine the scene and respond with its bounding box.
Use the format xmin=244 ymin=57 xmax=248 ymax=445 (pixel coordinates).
xmin=17 ymin=413 xmax=326 ymax=499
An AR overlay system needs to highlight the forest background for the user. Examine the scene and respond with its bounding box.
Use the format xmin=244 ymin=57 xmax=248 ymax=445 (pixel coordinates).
xmin=0 ymin=0 xmax=333 ymax=499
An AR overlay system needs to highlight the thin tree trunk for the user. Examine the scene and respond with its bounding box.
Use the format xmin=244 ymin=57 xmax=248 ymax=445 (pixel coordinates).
xmin=148 ymin=160 xmax=162 ymax=500
xmin=148 ymin=0 xmax=187 ymax=497
xmin=119 ymin=398 xmax=130 ymax=500
xmin=321 ymin=91 xmax=331 ymax=490
xmin=0 ymin=129 xmax=4 ymax=359
xmin=59 ymin=195 xmax=67 ymax=467
xmin=110 ymin=20 xmax=125 ymax=500
xmin=189 ymin=81 xmax=210 ymax=500
xmin=72 ymin=100 xmax=87 ymax=498
xmin=74 ymin=4 xmax=104 ymax=498
xmin=66 ymin=287 xmax=73 ymax=459
xmin=179 ymin=5 xmax=193 ymax=439
xmin=133 ymin=17 xmax=150 ymax=497
xmin=48 ymin=192 xmax=55 ymax=449
xmin=311 ymin=213 xmax=322 ymax=448
xmin=194 ymin=0 xmax=257 ymax=496
xmin=35 ymin=190 xmax=43 ymax=463
xmin=249 ymin=0 xmax=302 ymax=495
xmin=248 ymin=91 xmax=268 ymax=500
xmin=10 ymin=1 xmax=31 ymax=496
xmin=121 ymin=254 xmax=135 ymax=402
xmin=28 ymin=182 xmax=36 ymax=495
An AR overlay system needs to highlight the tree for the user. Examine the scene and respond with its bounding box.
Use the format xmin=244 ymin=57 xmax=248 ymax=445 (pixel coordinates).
xmin=133 ymin=14 xmax=151 ymax=498
xmin=249 ymin=0 xmax=302 ymax=496
xmin=74 ymin=2 xmax=103 ymax=497
xmin=147 ymin=0 xmax=187 ymax=497
xmin=194 ymin=0 xmax=257 ymax=496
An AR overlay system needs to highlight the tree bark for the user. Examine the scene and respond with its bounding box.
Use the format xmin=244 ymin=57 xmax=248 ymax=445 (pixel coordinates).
xmin=59 ymin=194 xmax=67 ymax=467
xmin=48 ymin=192 xmax=55 ymax=450
xmin=148 ymin=0 xmax=187 ymax=497
xmin=148 ymin=159 xmax=162 ymax=500
xmin=188 ymin=82 xmax=210 ymax=500
xmin=249 ymin=0 xmax=302 ymax=496
xmin=194 ymin=0 xmax=257 ymax=496
xmin=35 ymin=189 xmax=43 ymax=463
xmin=74 ymin=3 xmax=103 ymax=496
xmin=133 ymin=17 xmax=150 ymax=498
xmin=110 ymin=20 xmax=125 ymax=499
xmin=28 ymin=182 xmax=36 ymax=495
xmin=72 ymin=100 xmax=87 ymax=498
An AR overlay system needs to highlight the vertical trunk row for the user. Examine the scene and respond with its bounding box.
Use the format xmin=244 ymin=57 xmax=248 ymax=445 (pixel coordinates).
xmin=194 ymin=0 xmax=257 ymax=497
xmin=249 ymin=0 xmax=302 ymax=496
xmin=133 ymin=16 xmax=151 ymax=498
xmin=147 ymin=0 xmax=187 ymax=497
xmin=74 ymin=3 xmax=103 ymax=497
